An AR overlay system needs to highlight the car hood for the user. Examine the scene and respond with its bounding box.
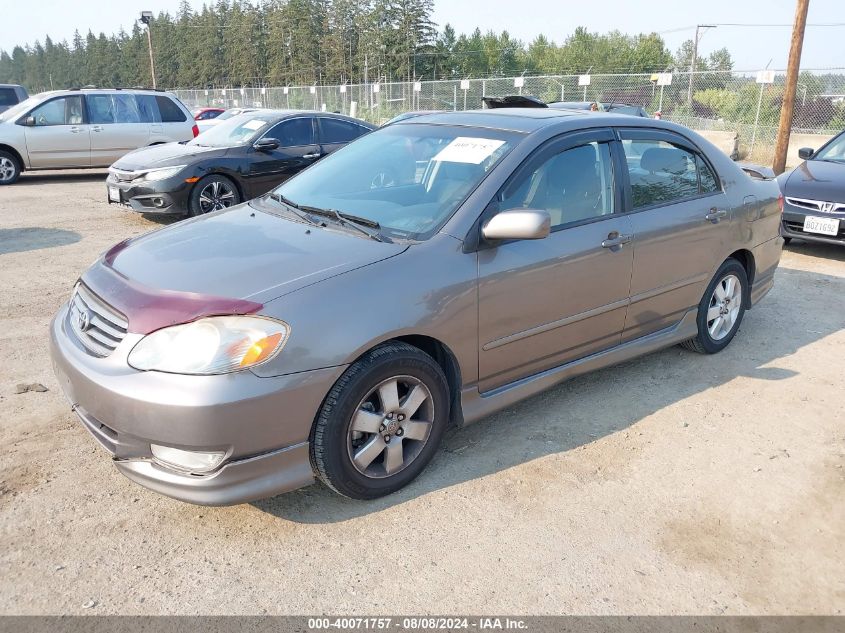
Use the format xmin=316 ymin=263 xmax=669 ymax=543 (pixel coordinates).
xmin=88 ymin=203 xmax=408 ymax=309
xmin=112 ymin=142 xmax=230 ymax=170
xmin=783 ymin=159 xmax=845 ymax=202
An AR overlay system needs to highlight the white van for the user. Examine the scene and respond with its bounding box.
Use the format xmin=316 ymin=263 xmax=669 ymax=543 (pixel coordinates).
xmin=0 ymin=88 xmax=197 ymax=184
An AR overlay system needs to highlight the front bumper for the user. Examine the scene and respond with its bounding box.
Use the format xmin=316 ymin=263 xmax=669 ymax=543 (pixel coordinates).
xmin=781 ymin=207 xmax=845 ymax=245
xmin=106 ymin=175 xmax=191 ymax=214
xmin=50 ymin=303 xmax=346 ymax=505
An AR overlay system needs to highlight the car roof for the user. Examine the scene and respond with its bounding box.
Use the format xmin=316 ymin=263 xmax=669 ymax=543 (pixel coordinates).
xmin=393 ymin=108 xmax=675 ymax=135
xmin=228 ymin=109 xmax=376 ymax=126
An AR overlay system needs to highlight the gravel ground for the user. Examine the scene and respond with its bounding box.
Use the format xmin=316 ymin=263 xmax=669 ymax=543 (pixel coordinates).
xmin=0 ymin=170 xmax=843 ymax=615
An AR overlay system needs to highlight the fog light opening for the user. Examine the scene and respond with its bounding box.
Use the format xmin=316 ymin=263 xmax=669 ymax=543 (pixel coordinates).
xmin=150 ymin=444 xmax=226 ymax=474
xmin=153 ymin=197 xmax=166 ymax=208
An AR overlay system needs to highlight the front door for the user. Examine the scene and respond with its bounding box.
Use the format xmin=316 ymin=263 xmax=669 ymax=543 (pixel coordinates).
xmin=476 ymin=130 xmax=634 ymax=393
xmin=244 ymin=117 xmax=320 ymax=198
xmin=616 ymin=129 xmax=732 ymax=341
xmin=24 ymin=94 xmax=90 ymax=168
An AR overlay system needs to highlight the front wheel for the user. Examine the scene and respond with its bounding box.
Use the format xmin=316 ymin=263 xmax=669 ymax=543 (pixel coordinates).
xmin=310 ymin=342 xmax=450 ymax=499
xmin=0 ymin=150 xmax=21 ymax=185
xmin=188 ymin=174 xmax=240 ymax=216
xmin=681 ymin=258 xmax=748 ymax=354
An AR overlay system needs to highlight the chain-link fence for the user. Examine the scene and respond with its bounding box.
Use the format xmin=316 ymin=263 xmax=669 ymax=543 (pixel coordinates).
xmin=175 ymin=69 xmax=845 ymax=167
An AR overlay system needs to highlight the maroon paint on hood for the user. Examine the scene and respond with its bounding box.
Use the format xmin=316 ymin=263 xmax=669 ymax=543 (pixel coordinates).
xmin=81 ymin=240 xmax=262 ymax=335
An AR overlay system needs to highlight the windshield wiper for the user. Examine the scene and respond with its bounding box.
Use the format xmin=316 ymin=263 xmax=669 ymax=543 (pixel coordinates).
xmin=266 ymin=192 xmax=324 ymax=226
xmin=297 ymin=204 xmax=388 ymax=243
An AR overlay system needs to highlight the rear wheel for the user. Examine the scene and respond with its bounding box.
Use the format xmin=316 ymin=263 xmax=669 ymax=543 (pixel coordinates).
xmin=188 ymin=174 xmax=240 ymax=216
xmin=681 ymin=258 xmax=747 ymax=354
xmin=310 ymin=342 xmax=450 ymax=499
xmin=0 ymin=151 xmax=21 ymax=185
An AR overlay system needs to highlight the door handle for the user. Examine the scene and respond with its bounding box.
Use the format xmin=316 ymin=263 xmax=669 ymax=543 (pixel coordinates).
xmin=91 ymin=125 xmax=104 ymax=132
xmin=69 ymin=126 xmax=85 ymax=133
xmin=601 ymin=232 xmax=632 ymax=249
xmin=302 ymin=152 xmax=321 ymax=159
xmin=705 ymin=208 xmax=727 ymax=223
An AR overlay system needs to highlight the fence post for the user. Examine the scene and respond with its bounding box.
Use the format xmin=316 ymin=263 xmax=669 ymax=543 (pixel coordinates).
xmin=750 ymin=83 xmax=765 ymax=154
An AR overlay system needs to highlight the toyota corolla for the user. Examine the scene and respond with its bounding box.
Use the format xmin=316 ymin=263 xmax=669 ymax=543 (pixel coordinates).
xmin=50 ymin=109 xmax=783 ymax=505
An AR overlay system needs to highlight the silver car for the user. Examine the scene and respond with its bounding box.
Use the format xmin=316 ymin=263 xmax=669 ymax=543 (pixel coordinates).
xmin=0 ymin=88 xmax=197 ymax=184
xmin=50 ymin=109 xmax=783 ymax=505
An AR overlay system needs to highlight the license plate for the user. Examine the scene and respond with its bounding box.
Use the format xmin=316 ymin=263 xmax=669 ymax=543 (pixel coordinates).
xmin=803 ymin=215 xmax=839 ymax=236
xmin=108 ymin=186 xmax=121 ymax=203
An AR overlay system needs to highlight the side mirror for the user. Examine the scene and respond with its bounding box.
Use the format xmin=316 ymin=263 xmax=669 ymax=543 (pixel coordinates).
xmin=482 ymin=209 xmax=551 ymax=241
xmin=22 ymin=116 xmax=36 ymax=127
xmin=798 ymin=147 xmax=814 ymax=160
xmin=253 ymin=137 xmax=280 ymax=152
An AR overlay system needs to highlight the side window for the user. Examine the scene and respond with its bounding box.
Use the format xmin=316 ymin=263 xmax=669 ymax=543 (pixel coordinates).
xmin=500 ymin=141 xmax=615 ymax=228
xmin=267 ymin=118 xmax=314 ymax=147
xmin=137 ymin=94 xmax=159 ymax=123
xmin=30 ymin=95 xmax=84 ymax=126
xmin=697 ymin=155 xmax=720 ymax=193
xmin=155 ymin=96 xmax=187 ymax=123
xmin=621 ymin=138 xmax=704 ymax=208
xmin=87 ymin=94 xmax=115 ymax=124
xmin=113 ymin=94 xmax=141 ymax=123
xmin=319 ymin=117 xmax=366 ymax=144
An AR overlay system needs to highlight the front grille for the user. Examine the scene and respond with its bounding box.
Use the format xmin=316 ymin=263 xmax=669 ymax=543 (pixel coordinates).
xmin=783 ymin=219 xmax=845 ymax=241
xmin=67 ymin=284 xmax=128 ymax=357
xmin=785 ymin=196 xmax=845 ymax=214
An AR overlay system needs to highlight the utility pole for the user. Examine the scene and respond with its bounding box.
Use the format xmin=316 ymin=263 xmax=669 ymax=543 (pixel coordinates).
xmin=140 ymin=11 xmax=156 ymax=89
xmin=687 ymin=24 xmax=716 ymax=106
xmin=773 ymin=0 xmax=811 ymax=175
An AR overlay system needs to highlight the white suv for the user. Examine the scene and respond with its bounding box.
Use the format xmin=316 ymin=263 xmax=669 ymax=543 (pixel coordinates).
xmin=0 ymin=88 xmax=197 ymax=185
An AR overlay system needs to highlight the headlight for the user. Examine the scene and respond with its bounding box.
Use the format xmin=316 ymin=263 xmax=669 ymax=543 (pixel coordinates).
xmin=127 ymin=316 xmax=289 ymax=375
xmin=140 ymin=165 xmax=187 ymax=181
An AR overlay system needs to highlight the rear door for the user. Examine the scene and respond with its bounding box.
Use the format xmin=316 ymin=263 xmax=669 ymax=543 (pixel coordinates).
xmin=476 ymin=129 xmax=634 ymax=392
xmin=617 ymin=128 xmax=731 ymax=341
xmin=86 ymin=93 xmax=151 ymax=165
xmin=243 ymin=116 xmax=320 ymax=198
xmin=23 ymin=94 xmax=90 ymax=168
xmin=316 ymin=116 xmax=371 ymax=156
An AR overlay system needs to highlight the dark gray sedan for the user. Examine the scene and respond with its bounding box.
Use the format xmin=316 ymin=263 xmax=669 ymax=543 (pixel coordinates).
xmin=50 ymin=109 xmax=783 ymax=505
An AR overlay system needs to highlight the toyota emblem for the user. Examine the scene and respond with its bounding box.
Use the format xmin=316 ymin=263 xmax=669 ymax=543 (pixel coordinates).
xmin=76 ymin=308 xmax=92 ymax=332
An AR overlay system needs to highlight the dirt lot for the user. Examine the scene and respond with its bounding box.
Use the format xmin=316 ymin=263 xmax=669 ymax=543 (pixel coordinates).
xmin=0 ymin=170 xmax=843 ymax=615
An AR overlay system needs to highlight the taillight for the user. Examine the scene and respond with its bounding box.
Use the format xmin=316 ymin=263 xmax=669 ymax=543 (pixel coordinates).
xmin=778 ymin=193 xmax=784 ymax=213
xmin=192 ymin=124 xmax=199 ymax=138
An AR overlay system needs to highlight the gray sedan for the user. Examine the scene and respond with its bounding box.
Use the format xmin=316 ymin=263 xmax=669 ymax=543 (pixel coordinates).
xmin=50 ymin=109 xmax=783 ymax=504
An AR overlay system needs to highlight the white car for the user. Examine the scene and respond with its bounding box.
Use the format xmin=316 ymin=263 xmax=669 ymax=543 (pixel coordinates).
xmin=195 ymin=107 xmax=267 ymax=134
xmin=0 ymin=88 xmax=197 ymax=185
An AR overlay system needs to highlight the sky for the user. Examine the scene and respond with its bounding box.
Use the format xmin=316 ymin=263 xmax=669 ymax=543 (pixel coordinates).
xmin=1 ymin=0 xmax=844 ymax=71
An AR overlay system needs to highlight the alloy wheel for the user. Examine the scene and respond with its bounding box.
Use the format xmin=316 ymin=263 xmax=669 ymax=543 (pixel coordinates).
xmin=706 ymin=273 xmax=742 ymax=341
xmin=346 ymin=375 xmax=434 ymax=479
xmin=0 ymin=157 xmax=16 ymax=183
xmin=198 ymin=179 xmax=236 ymax=213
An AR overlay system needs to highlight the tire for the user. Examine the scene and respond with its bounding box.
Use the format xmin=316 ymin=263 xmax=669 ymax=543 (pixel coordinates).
xmin=681 ymin=258 xmax=748 ymax=354
xmin=188 ymin=174 xmax=240 ymax=216
xmin=0 ymin=150 xmax=21 ymax=185
xmin=310 ymin=342 xmax=450 ymax=500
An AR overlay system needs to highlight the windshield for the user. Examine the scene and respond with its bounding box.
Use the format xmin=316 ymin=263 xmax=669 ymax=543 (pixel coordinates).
xmin=217 ymin=108 xmax=254 ymax=121
xmin=0 ymin=92 xmax=49 ymax=122
xmin=813 ymin=132 xmax=845 ymax=162
xmin=264 ymin=124 xmax=518 ymax=240
xmin=190 ymin=113 xmax=272 ymax=147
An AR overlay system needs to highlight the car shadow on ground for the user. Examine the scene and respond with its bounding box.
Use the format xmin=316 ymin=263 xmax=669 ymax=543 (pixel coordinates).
xmin=784 ymin=240 xmax=845 ymax=262
xmin=0 ymin=227 xmax=81 ymax=255
xmin=251 ymin=264 xmax=845 ymax=524
xmin=15 ymin=170 xmax=109 ymax=186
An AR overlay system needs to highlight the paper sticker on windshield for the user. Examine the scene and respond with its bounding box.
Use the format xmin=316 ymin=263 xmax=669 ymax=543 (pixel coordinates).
xmin=242 ymin=119 xmax=267 ymax=131
xmin=433 ymin=137 xmax=506 ymax=164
